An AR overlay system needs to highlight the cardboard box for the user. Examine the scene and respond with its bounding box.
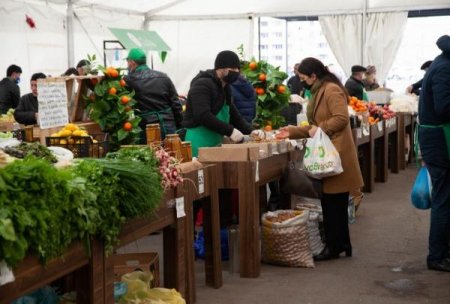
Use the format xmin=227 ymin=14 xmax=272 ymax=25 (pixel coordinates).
xmin=222 ymin=142 xmax=272 ymax=158
xmin=198 ymin=146 xmax=260 ymax=162
xmin=112 ymin=252 xmax=159 ymax=287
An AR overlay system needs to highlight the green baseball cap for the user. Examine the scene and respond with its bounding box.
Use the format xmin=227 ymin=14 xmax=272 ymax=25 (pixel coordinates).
xmin=126 ymin=48 xmax=146 ymax=62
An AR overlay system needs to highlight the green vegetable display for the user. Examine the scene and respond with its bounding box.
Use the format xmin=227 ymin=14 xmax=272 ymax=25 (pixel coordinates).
xmin=0 ymin=146 xmax=165 ymax=267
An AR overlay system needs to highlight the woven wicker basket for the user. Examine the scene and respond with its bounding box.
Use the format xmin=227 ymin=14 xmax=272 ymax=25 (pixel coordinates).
xmin=261 ymin=210 xmax=314 ymax=268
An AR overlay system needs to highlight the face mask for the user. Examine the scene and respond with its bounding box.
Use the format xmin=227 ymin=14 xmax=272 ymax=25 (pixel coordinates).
xmin=14 ymin=77 xmax=20 ymax=84
xmin=223 ymin=71 xmax=240 ymax=84
xmin=301 ymin=80 xmax=312 ymax=90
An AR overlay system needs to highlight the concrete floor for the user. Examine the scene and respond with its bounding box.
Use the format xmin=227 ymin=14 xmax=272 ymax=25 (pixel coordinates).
xmin=119 ymin=167 xmax=450 ymax=304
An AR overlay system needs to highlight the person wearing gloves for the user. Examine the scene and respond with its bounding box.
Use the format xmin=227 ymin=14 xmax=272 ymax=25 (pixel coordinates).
xmin=183 ymin=50 xmax=263 ymax=156
xmin=277 ymin=57 xmax=363 ymax=261
xmin=406 ymin=60 xmax=432 ymax=95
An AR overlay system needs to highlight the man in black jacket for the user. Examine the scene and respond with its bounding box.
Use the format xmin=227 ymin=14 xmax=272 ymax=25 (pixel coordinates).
xmin=124 ymin=48 xmax=182 ymax=142
xmin=183 ymin=50 xmax=261 ymax=157
xmin=0 ymin=64 xmax=22 ymax=114
xmin=406 ymin=60 xmax=432 ymax=95
xmin=14 ymin=72 xmax=46 ymax=125
xmin=418 ymin=35 xmax=450 ymax=272
xmin=345 ymin=65 xmax=368 ymax=101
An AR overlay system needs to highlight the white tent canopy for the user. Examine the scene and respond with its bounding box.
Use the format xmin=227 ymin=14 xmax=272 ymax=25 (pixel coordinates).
xmin=1 ymin=0 xmax=449 ymax=94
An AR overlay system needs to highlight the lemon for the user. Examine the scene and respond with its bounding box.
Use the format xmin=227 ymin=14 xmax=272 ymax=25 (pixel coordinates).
xmin=64 ymin=123 xmax=78 ymax=131
xmin=68 ymin=138 xmax=75 ymax=144
xmin=60 ymin=139 xmax=67 ymax=145
xmin=300 ymin=121 xmax=309 ymax=127
xmin=72 ymin=130 xmax=86 ymax=136
xmin=59 ymin=129 xmax=72 ymax=137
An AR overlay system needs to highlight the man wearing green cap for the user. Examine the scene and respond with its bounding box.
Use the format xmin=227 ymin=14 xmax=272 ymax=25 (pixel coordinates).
xmin=124 ymin=48 xmax=182 ymax=141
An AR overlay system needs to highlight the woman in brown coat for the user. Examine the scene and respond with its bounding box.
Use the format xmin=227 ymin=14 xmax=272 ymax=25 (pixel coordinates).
xmin=277 ymin=57 xmax=364 ymax=260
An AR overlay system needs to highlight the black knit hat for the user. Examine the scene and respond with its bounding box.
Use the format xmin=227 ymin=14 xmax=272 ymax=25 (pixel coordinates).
xmin=351 ymin=65 xmax=367 ymax=73
xmin=214 ymin=50 xmax=240 ymax=70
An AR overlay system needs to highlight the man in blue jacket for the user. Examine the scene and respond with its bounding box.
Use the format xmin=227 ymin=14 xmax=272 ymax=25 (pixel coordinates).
xmin=231 ymin=74 xmax=256 ymax=124
xmin=418 ymin=35 xmax=450 ymax=272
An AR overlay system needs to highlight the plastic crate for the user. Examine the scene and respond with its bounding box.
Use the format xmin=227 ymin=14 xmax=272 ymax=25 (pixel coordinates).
xmin=111 ymin=252 xmax=160 ymax=288
xmin=45 ymin=133 xmax=109 ymax=158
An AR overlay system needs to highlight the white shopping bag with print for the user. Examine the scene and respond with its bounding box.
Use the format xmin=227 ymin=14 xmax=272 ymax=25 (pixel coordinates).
xmin=302 ymin=128 xmax=343 ymax=179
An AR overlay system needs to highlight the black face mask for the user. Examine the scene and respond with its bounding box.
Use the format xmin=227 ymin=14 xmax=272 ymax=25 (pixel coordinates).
xmin=223 ymin=71 xmax=240 ymax=84
xmin=301 ymin=80 xmax=312 ymax=90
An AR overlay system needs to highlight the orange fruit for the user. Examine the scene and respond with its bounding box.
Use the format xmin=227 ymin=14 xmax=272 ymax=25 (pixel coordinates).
xmin=264 ymin=125 xmax=272 ymax=131
xmin=108 ymin=67 xmax=119 ymax=78
xmin=121 ymin=95 xmax=130 ymax=104
xmin=89 ymin=93 xmax=96 ymax=102
xmin=124 ymin=106 xmax=132 ymax=112
xmin=119 ymin=79 xmax=126 ymax=87
xmin=256 ymin=87 xmax=265 ymax=95
xmin=123 ymin=122 xmax=133 ymax=131
xmin=249 ymin=62 xmax=257 ymax=70
xmin=109 ymin=87 xmax=117 ymax=95
xmin=258 ymin=73 xmax=266 ymax=82
xmin=90 ymin=78 xmax=98 ymax=86
xmin=277 ymin=85 xmax=286 ymax=94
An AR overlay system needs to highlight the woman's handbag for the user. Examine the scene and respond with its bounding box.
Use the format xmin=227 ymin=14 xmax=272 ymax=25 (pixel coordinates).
xmin=411 ymin=166 xmax=432 ymax=209
xmin=281 ymin=141 xmax=323 ymax=199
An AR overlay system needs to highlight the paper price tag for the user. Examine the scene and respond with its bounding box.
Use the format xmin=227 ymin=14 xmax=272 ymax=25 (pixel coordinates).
xmin=255 ymin=161 xmax=260 ymax=182
xmin=198 ymin=169 xmax=204 ymax=194
xmin=357 ymin=129 xmax=362 ymax=139
xmin=175 ymin=197 xmax=185 ymax=218
xmin=377 ymin=122 xmax=383 ymax=132
xmin=0 ymin=260 xmax=15 ymax=286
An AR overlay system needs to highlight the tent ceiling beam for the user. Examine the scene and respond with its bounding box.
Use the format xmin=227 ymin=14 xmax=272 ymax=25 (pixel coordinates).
xmin=144 ymin=0 xmax=188 ymax=18
xmin=73 ymin=1 xmax=144 ymax=16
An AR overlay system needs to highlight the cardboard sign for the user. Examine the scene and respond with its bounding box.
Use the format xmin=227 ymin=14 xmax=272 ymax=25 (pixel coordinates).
xmin=175 ymin=197 xmax=185 ymax=218
xmin=37 ymin=79 xmax=69 ymax=129
xmin=198 ymin=169 xmax=204 ymax=194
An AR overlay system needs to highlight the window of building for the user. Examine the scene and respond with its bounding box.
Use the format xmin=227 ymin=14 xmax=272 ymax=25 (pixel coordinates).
xmin=386 ymin=14 xmax=450 ymax=93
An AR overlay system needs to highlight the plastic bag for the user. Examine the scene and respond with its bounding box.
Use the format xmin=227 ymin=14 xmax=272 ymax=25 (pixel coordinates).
xmin=303 ymin=128 xmax=343 ymax=178
xmin=411 ymin=166 xmax=432 ymax=209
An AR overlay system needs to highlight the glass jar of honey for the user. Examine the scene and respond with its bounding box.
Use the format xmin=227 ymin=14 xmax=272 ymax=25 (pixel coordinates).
xmin=146 ymin=123 xmax=161 ymax=145
xmin=163 ymin=134 xmax=182 ymax=159
xmin=181 ymin=141 xmax=192 ymax=163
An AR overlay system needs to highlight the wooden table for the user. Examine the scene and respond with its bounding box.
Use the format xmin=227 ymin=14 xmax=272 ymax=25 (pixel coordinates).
xmin=103 ymin=187 xmax=193 ymax=303
xmin=0 ymin=241 xmax=104 ymax=303
xmin=372 ymin=121 xmax=386 ymax=184
xmin=397 ymin=113 xmax=413 ymax=170
xmin=385 ymin=117 xmax=399 ymax=174
xmin=352 ymin=127 xmax=372 ymax=192
xmin=211 ymin=150 xmax=297 ymax=278
xmin=180 ymin=163 xmax=222 ymax=304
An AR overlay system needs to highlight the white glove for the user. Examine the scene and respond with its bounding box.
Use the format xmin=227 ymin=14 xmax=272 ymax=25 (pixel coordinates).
xmin=289 ymin=94 xmax=306 ymax=104
xmin=251 ymin=129 xmax=265 ymax=140
xmin=230 ymin=128 xmax=244 ymax=143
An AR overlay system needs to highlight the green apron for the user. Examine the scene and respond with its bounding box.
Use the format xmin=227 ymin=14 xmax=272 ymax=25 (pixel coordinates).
xmin=185 ymin=104 xmax=230 ymax=157
xmin=362 ymin=88 xmax=369 ymax=102
xmin=139 ymin=107 xmax=173 ymax=138
xmin=304 ymin=89 xmax=312 ymax=101
xmin=418 ymin=123 xmax=450 ymax=159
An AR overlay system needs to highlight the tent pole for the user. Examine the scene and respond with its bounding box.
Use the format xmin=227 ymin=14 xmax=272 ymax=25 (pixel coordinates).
xmin=362 ymin=0 xmax=367 ymax=65
xmin=67 ymin=0 xmax=75 ymax=68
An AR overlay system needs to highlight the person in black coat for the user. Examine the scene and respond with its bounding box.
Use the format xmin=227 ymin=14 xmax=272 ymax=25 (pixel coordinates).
xmin=0 ymin=64 xmax=22 ymax=114
xmin=287 ymin=63 xmax=304 ymax=96
xmin=14 ymin=73 xmax=46 ymax=125
xmin=231 ymin=75 xmax=256 ymax=124
xmin=345 ymin=65 xmax=367 ymax=100
xmin=124 ymin=48 xmax=182 ymax=141
xmin=406 ymin=60 xmax=432 ymax=95
xmin=418 ymin=35 xmax=450 ymax=272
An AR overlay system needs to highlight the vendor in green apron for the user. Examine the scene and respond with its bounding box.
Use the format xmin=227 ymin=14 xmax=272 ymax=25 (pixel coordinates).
xmin=125 ymin=48 xmax=183 ymax=143
xmin=344 ymin=65 xmax=369 ymax=101
xmin=183 ymin=50 xmax=263 ymax=157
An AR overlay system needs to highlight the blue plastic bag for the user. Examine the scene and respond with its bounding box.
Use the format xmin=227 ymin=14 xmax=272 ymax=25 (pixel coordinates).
xmin=194 ymin=229 xmax=229 ymax=261
xmin=411 ymin=167 xmax=432 ymax=209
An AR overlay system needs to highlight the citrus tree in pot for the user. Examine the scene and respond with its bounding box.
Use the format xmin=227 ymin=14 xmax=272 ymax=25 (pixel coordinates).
xmin=241 ymin=59 xmax=290 ymax=130
xmin=84 ymin=66 xmax=141 ymax=151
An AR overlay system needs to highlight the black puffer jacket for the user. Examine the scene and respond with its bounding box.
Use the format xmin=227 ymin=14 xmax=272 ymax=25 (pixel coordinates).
xmin=418 ymin=35 xmax=450 ymax=167
xmin=0 ymin=77 xmax=20 ymax=114
xmin=14 ymin=93 xmax=38 ymax=125
xmin=183 ymin=70 xmax=252 ymax=136
xmin=125 ymin=67 xmax=182 ymax=131
xmin=344 ymin=76 xmax=364 ymax=100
